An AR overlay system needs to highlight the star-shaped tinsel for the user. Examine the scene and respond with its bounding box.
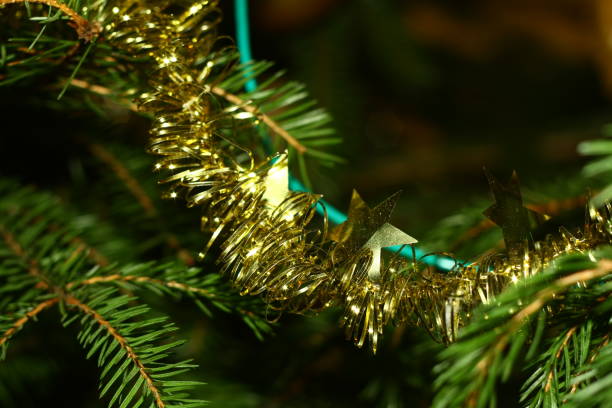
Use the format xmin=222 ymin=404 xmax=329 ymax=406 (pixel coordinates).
xmin=330 ymin=190 xmax=417 ymax=280
xmin=483 ymin=170 xmax=549 ymax=259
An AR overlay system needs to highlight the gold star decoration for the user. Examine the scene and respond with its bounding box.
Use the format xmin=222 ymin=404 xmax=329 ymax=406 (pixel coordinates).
xmin=330 ymin=190 xmax=417 ymax=280
xmin=483 ymin=170 xmax=549 ymax=259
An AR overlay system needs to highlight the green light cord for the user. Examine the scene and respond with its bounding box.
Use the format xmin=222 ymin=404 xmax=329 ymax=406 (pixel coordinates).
xmin=233 ymin=0 xmax=457 ymax=270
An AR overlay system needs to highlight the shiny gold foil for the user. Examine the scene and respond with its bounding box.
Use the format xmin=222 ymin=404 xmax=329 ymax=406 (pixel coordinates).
xmin=12 ymin=0 xmax=610 ymax=352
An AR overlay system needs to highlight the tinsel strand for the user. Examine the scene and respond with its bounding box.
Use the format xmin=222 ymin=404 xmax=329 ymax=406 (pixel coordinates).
xmin=93 ymin=0 xmax=612 ymax=350
xmin=4 ymin=0 xmax=612 ymax=352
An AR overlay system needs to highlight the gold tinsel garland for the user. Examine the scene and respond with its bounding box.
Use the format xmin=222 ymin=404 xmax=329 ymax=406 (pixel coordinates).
xmin=6 ymin=0 xmax=612 ymax=352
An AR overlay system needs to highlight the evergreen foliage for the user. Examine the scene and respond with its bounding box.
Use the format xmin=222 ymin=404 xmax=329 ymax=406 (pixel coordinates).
xmin=0 ymin=1 xmax=611 ymax=407
xmin=0 ymin=179 xmax=271 ymax=406
xmin=432 ymin=250 xmax=611 ymax=407
xmin=213 ymin=56 xmax=344 ymax=189
xmin=580 ymin=124 xmax=612 ymax=207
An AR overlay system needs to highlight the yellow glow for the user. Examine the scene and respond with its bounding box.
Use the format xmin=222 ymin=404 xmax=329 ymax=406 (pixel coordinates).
xmin=246 ymin=247 xmax=259 ymax=257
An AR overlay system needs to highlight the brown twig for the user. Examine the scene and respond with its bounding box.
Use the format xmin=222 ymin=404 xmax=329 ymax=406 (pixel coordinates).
xmin=65 ymin=274 xmax=261 ymax=320
xmin=0 ymin=225 xmax=61 ymax=347
xmin=88 ymin=143 xmax=158 ymax=217
xmin=211 ymin=85 xmax=307 ymax=154
xmin=65 ymin=295 xmax=165 ymax=408
xmin=0 ymin=298 xmax=59 ymax=347
xmin=0 ymin=224 xmax=50 ymax=290
xmin=70 ymin=78 xmax=139 ymax=111
xmin=0 ymin=0 xmax=101 ymax=42
xmin=6 ymin=39 xmax=82 ymax=67
xmin=0 ymin=224 xmax=27 ymax=259
xmin=66 ymin=273 xmax=214 ymax=297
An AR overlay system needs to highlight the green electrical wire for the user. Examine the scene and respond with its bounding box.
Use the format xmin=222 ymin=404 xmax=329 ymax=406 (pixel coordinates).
xmin=233 ymin=0 xmax=457 ymax=270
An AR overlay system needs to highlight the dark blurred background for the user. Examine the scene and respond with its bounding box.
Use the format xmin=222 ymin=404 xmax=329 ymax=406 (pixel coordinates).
xmin=229 ymin=0 xmax=612 ymax=236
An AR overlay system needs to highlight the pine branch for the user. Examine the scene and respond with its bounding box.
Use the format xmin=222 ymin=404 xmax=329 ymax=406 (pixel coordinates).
xmin=0 ymin=179 xmax=273 ymax=405
xmin=68 ymin=145 xmax=181 ymax=262
xmin=211 ymin=85 xmax=307 ymax=154
xmin=64 ymin=289 xmax=205 ymax=408
xmin=432 ymin=251 xmax=612 ymax=408
xmin=0 ymin=0 xmax=146 ymax=113
xmin=1 ymin=177 xmax=271 ymax=332
xmin=0 ymin=182 xmax=97 ymax=290
xmin=0 ymin=298 xmax=58 ymax=357
xmin=65 ymin=263 xmax=273 ymax=340
xmin=89 ymin=143 xmax=158 ymax=217
xmin=1 ymin=221 xmax=200 ymax=408
xmin=202 ymin=54 xmax=343 ymax=166
xmin=67 ymin=141 xmax=203 ymax=263
xmin=0 ymin=218 xmax=58 ymax=317
xmin=0 ymin=0 xmax=101 ymax=42
xmin=579 ymin=124 xmax=612 ymax=206
xmin=566 ymin=337 xmax=612 ymax=407
xmin=0 ymin=224 xmax=52 ymax=291
xmin=2 ymin=4 xmax=341 ymax=170
xmin=85 ymin=142 xmax=195 ymax=265
xmin=70 ymin=78 xmax=138 ymax=111
xmin=520 ymin=323 xmax=600 ymax=407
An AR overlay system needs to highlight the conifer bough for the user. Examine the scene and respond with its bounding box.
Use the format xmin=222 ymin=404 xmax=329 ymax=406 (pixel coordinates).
xmin=0 ymin=1 xmax=611 ymax=407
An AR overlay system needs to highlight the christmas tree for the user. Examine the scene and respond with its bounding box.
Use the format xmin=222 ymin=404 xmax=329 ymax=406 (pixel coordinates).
xmin=0 ymin=1 xmax=610 ymax=407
